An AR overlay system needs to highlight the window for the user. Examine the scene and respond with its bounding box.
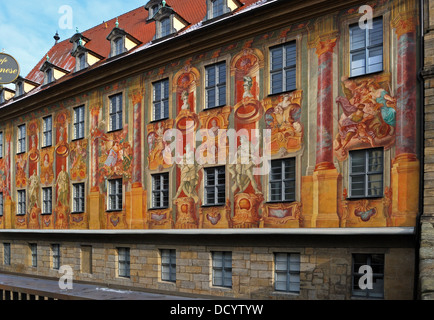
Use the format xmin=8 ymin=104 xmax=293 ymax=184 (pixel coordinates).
xmin=45 ymin=68 xmax=54 ymax=84
xmin=352 ymin=254 xmax=384 ymax=299
xmin=212 ymin=0 xmax=225 ymax=18
xmin=30 ymin=243 xmax=37 ymax=268
xmin=349 ymin=148 xmax=384 ymax=198
xmin=16 ymin=82 xmax=24 ymax=96
xmin=150 ymin=5 xmax=160 ymax=17
xmin=51 ymin=244 xmax=60 ymax=270
xmin=109 ymin=93 xmax=123 ymax=132
xmin=160 ymin=17 xmax=171 ymax=38
xmin=269 ymin=158 xmax=296 ymax=203
xmin=73 ymin=106 xmax=85 ymax=140
xmin=108 ymin=179 xmax=123 ymax=211
xmin=161 ymin=249 xmax=176 ymax=282
xmin=42 ymin=116 xmax=52 ymax=147
xmin=204 ymin=167 xmax=225 ymax=206
xmin=114 ymin=38 xmax=124 ymax=56
xmin=152 ymin=173 xmax=169 ymax=209
xmin=77 ymin=53 xmax=86 ymax=71
xmin=205 ymin=62 xmax=226 ymax=109
xmin=0 ymin=91 xmax=4 ymax=104
xmin=73 ymin=183 xmax=85 ymax=213
xmin=274 ymin=253 xmax=300 ymax=293
xmin=17 ymin=124 xmax=26 ymax=154
xmin=153 ymin=79 xmax=169 ymax=121
xmin=270 ymin=41 xmax=296 ymax=95
xmin=0 ymin=193 xmax=3 ymax=217
xmin=118 ymin=247 xmax=130 ymax=278
xmin=17 ymin=190 xmax=26 ymax=216
xmin=3 ymin=243 xmax=10 ymax=266
xmin=42 ymin=187 xmax=53 ymax=215
xmin=212 ymin=251 xmax=232 ymax=288
xmin=81 ymin=245 xmax=92 ymax=274
xmin=350 ymin=17 xmax=383 ymax=77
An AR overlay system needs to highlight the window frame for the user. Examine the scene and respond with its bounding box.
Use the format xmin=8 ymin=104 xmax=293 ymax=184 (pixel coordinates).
xmin=30 ymin=243 xmax=37 ymax=268
xmin=107 ymin=179 xmax=123 ymax=212
xmin=212 ymin=251 xmax=232 ymax=288
xmin=274 ymin=252 xmax=301 ymax=293
xmin=0 ymin=131 xmax=3 ymax=159
xmin=51 ymin=244 xmax=60 ymax=270
xmin=352 ymin=253 xmax=385 ymax=299
xmin=205 ymin=62 xmax=227 ymax=109
xmin=268 ymin=158 xmax=296 ymax=203
xmin=0 ymin=192 xmax=3 ymax=217
xmin=109 ymin=93 xmax=123 ymax=132
xmin=17 ymin=190 xmax=26 ymax=216
xmin=161 ymin=249 xmax=176 ymax=283
xmin=152 ymin=79 xmax=170 ymax=122
xmin=42 ymin=115 xmax=53 ymax=148
xmin=118 ymin=247 xmax=130 ymax=278
xmin=349 ymin=16 xmax=384 ymax=78
xmin=3 ymin=243 xmax=11 ymax=266
xmin=72 ymin=183 xmax=85 ymax=214
xmin=349 ymin=148 xmax=384 ymax=199
xmin=73 ymin=105 xmax=85 ymax=141
xmin=151 ymin=173 xmax=169 ymax=210
xmin=42 ymin=187 xmax=53 ymax=215
xmin=204 ymin=166 xmax=226 ymax=207
xmin=17 ymin=124 xmax=26 ymax=154
xmin=269 ymin=41 xmax=297 ymax=96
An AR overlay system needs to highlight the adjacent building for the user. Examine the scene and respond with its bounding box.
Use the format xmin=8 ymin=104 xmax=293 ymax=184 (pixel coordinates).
xmin=0 ymin=0 xmax=423 ymax=300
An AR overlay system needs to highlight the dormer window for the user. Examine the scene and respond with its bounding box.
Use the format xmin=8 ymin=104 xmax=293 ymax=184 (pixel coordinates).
xmin=0 ymin=90 xmax=4 ymax=104
xmin=205 ymin=0 xmax=243 ymax=21
xmin=78 ymin=53 xmax=87 ymax=71
xmin=160 ymin=17 xmax=171 ymax=38
xmin=45 ymin=68 xmax=54 ymax=84
xmin=106 ymin=21 xmax=141 ymax=58
xmin=16 ymin=81 xmax=24 ymax=96
xmin=145 ymin=1 xmax=189 ymax=41
xmin=40 ymin=56 xmax=69 ymax=85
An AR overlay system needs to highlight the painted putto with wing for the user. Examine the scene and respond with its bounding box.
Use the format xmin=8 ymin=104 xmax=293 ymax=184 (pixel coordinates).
xmin=334 ymin=76 xmax=396 ymax=161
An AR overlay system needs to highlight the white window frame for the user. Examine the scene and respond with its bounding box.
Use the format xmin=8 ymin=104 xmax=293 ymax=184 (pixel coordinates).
xmin=152 ymin=79 xmax=169 ymax=121
xmin=204 ymin=167 xmax=226 ymax=206
xmin=152 ymin=173 xmax=169 ymax=209
xmin=17 ymin=190 xmax=26 ymax=216
xmin=205 ymin=62 xmax=227 ymax=109
xmin=269 ymin=158 xmax=296 ymax=203
xmin=72 ymin=183 xmax=85 ymax=213
xmin=274 ymin=252 xmax=300 ymax=293
xmin=73 ymin=105 xmax=85 ymax=140
xmin=3 ymin=243 xmax=10 ymax=266
xmin=212 ymin=251 xmax=232 ymax=288
xmin=108 ymin=179 xmax=123 ymax=212
xmin=42 ymin=116 xmax=53 ymax=148
xmin=161 ymin=249 xmax=176 ymax=283
xmin=352 ymin=253 xmax=385 ymax=299
xmin=118 ymin=247 xmax=130 ymax=278
xmin=269 ymin=41 xmax=297 ymax=95
xmin=109 ymin=93 xmax=123 ymax=132
xmin=51 ymin=244 xmax=60 ymax=270
xmin=17 ymin=124 xmax=26 ymax=154
xmin=42 ymin=187 xmax=53 ymax=215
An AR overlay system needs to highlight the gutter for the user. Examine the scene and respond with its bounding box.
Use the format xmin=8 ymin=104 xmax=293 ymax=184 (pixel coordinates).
xmin=0 ymin=227 xmax=415 ymax=236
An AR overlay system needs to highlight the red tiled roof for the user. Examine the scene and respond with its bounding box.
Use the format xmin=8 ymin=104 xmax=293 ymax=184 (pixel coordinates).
xmin=25 ymin=0 xmax=260 ymax=85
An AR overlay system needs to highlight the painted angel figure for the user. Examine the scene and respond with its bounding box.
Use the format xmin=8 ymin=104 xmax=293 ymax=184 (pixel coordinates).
xmin=173 ymin=144 xmax=200 ymax=202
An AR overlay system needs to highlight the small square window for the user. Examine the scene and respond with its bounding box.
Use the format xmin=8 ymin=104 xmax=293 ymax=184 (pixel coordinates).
xmin=118 ymin=247 xmax=130 ymax=278
xmin=274 ymin=253 xmax=300 ymax=293
xmin=352 ymin=254 xmax=385 ymax=299
xmin=161 ymin=249 xmax=176 ymax=282
xmin=212 ymin=251 xmax=232 ymax=288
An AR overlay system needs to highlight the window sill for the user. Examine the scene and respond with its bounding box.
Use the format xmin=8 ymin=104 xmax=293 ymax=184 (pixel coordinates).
xmin=348 ymin=70 xmax=384 ymax=80
xmin=201 ymin=204 xmax=226 ymax=208
xmin=41 ymin=145 xmax=53 ymax=150
xmin=149 ymin=117 xmax=170 ymax=124
xmin=346 ymin=196 xmax=384 ymax=201
xmin=267 ymin=88 xmax=297 ymax=98
xmin=203 ymin=104 xmax=227 ymax=111
xmin=71 ymin=138 xmax=85 ymax=143
xmin=266 ymin=200 xmax=297 ymax=205
xmin=148 ymin=207 xmax=169 ymax=211
xmin=41 ymin=213 xmax=52 ymax=216
xmin=106 ymin=210 xmax=123 ymax=213
xmin=107 ymin=128 xmax=123 ymax=134
xmin=71 ymin=211 xmax=85 ymax=215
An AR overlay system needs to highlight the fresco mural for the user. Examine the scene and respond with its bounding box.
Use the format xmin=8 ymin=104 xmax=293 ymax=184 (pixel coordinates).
xmin=0 ymin=0 xmax=420 ymax=232
xmin=334 ymin=75 xmax=396 ymax=161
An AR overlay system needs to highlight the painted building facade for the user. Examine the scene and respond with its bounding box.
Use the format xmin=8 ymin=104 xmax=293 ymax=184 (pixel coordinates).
xmin=0 ymin=0 xmax=422 ymax=300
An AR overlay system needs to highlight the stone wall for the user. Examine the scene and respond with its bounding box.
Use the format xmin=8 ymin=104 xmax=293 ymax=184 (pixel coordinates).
xmin=421 ymin=0 xmax=434 ymax=301
xmin=0 ymin=238 xmax=415 ymax=300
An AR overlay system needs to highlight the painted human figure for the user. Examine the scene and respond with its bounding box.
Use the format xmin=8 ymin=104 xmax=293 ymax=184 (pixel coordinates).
xmin=181 ymin=90 xmax=190 ymax=110
xmin=28 ymin=170 xmax=40 ymax=209
xmin=173 ymin=144 xmax=199 ymax=202
xmin=56 ymin=165 xmax=70 ymax=207
xmin=243 ymin=76 xmax=254 ymax=99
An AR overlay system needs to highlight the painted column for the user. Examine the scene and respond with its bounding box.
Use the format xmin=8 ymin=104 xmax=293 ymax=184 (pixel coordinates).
xmin=90 ymin=107 xmax=100 ymax=192
xmin=89 ymin=104 xmax=102 ymax=229
xmin=128 ymin=91 xmax=145 ymax=229
xmin=132 ymin=94 xmax=142 ymax=187
xmin=315 ymin=38 xmax=337 ymax=171
xmin=391 ymin=3 xmax=420 ymax=227
xmin=395 ymin=16 xmax=418 ymax=160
